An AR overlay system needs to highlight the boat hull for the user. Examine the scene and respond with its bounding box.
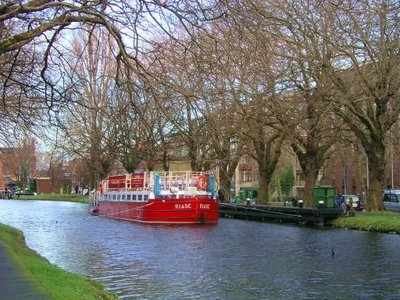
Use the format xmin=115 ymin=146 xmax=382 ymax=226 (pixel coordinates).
xmin=93 ymin=196 xmax=219 ymax=224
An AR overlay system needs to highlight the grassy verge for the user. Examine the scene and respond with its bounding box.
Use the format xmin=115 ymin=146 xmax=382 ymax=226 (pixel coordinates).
xmin=329 ymin=211 xmax=400 ymax=233
xmin=0 ymin=223 xmax=117 ymax=300
xmin=14 ymin=193 xmax=89 ymax=203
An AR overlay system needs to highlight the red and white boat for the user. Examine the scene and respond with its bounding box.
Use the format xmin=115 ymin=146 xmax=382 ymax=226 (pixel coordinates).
xmin=90 ymin=171 xmax=219 ymax=224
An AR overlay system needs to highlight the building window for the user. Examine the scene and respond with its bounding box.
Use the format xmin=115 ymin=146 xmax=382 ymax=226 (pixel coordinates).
xmin=241 ymin=155 xmax=251 ymax=164
xmin=127 ymin=194 xmax=131 ymax=201
xmin=240 ymin=170 xmax=255 ymax=183
xmin=295 ymin=169 xmax=304 ymax=186
xmin=138 ymin=194 xmax=143 ymax=201
xmin=296 ymin=169 xmax=304 ymax=181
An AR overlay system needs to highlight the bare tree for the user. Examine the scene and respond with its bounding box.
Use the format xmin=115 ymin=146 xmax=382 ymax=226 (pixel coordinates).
xmin=111 ymin=77 xmax=171 ymax=172
xmin=0 ymin=0 xmax=223 ymax=147
xmin=321 ymin=1 xmax=400 ymax=210
xmin=53 ymin=29 xmax=118 ymax=188
xmin=255 ymin=0 xmax=342 ymax=207
xmin=214 ymin=4 xmax=287 ymax=203
xmin=244 ymin=0 xmax=400 ymax=210
xmin=1 ymin=136 xmax=36 ymax=188
xmin=240 ymin=96 xmax=284 ymax=203
xmin=148 ymin=40 xmax=213 ymax=171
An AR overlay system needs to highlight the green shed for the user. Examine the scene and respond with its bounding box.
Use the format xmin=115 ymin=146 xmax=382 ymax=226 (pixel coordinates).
xmin=313 ymin=186 xmax=336 ymax=208
xmin=239 ymin=187 xmax=258 ymax=203
xmin=27 ymin=179 xmax=37 ymax=193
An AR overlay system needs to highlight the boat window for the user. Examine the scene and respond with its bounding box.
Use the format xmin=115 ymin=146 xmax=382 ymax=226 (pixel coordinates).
xmin=117 ymin=194 xmax=121 ymax=201
xmin=127 ymin=194 xmax=131 ymax=201
xmin=122 ymin=194 xmax=126 ymax=200
xmin=138 ymin=194 xmax=143 ymax=201
xmin=143 ymin=195 xmax=148 ymax=201
xmin=132 ymin=194 xmax=136 ymax=200
xmin=113 ymin=194 xmax=116 ymax=201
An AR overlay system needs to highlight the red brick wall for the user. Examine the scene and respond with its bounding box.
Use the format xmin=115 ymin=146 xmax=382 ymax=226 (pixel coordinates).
xmin=36 ymin=178 xmax=57 ymax=193
xmin=0 ymin=160 xmax=4 ymax=190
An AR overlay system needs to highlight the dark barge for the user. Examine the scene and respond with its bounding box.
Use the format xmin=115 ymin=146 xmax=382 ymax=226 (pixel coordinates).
xmin=219 ymin=203 xmax=343 ymax=226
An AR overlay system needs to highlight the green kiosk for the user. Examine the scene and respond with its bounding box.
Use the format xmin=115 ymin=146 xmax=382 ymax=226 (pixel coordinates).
xmin=313 ymin=186 xmax=336 ymax=208
xmin=232 ymin=187 xmax=258 ymax=205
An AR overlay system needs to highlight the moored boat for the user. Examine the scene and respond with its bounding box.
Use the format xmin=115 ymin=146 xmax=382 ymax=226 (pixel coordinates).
xmin=90 ymin=171 xmax=219 ymax=224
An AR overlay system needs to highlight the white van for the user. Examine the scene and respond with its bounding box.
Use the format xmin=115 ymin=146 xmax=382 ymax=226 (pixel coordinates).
xmin=383 ymin=189 xmax=400 ymax=211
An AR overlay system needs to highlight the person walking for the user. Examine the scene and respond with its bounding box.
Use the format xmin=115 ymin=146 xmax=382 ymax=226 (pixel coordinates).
xmin=218 ymin=189 xmax=225 ymax=203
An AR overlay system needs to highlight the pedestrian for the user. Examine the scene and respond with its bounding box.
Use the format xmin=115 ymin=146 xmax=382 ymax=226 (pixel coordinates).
xmin=346 ymin=197 xmax=355 ymax=216
xmin=341 ymin=200 xmax=347 ymax=213
xmin=218 ymin=189 xmax=225 ymax=203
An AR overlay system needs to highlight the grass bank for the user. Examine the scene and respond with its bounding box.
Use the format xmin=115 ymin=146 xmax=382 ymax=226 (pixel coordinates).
xmin=0 ymin=223 xmax=116 ymax=300
xmin=15 ymin=193 xmax=89 ymax=203
xmin=329 ymin=211 xmax=400 ymax=234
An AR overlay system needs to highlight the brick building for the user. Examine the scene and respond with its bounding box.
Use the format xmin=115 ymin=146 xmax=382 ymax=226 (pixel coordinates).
xmin=232 ymin=143 xmax=400 ymax=200
xmin=0 ymin=138 xmax=37 ymax=191
xmin=0 ymin=159 xmax=5 ymax=191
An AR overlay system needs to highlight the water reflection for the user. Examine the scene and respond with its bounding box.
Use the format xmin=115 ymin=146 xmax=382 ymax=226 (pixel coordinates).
xmin=0 ymin=200 xmax=399 ymax=299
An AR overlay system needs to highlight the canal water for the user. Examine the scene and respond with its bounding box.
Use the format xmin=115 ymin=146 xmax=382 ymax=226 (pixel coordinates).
xmin=0 ymin=200 xmax=399 ymax=300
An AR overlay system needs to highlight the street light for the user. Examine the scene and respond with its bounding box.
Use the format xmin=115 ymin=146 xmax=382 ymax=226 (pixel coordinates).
xmin=391 ymin=131 xmax=394 ymax=189
xmin=366 ymin=154 xmax=369 ymax=196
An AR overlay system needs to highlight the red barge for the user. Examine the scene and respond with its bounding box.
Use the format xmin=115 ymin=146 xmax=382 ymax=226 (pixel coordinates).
xmin=90 ymin=171 xmax=219 ymax=224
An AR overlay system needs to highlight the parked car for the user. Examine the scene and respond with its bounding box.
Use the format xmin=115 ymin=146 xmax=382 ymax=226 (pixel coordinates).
xmin=383 ymin=190 xmax=400 ymax=212
xmin=336 ymin=194 xmax=364 ymax=211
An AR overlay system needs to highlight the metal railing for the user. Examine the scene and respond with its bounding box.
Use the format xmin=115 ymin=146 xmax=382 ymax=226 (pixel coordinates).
xmin=101 ymin=171 xmax=212 ymax=193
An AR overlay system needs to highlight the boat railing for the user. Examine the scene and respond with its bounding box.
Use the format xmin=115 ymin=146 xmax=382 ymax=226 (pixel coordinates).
xmin=100 ymin=171 xmax=214 ymax=194
xmin=153 ymin=171 xmax=209 ymax=177
xmin=157 ymin=172 xmax=210 ymax=191
xmin=104 ymin=187 xmax=152 ymax=192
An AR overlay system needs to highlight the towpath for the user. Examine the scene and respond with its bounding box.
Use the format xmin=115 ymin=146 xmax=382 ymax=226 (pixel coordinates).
xmin=0 ymin=242 xmax=49 ymax=300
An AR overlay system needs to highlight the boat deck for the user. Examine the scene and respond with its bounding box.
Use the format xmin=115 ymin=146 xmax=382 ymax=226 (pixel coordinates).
xmin=219 ymin=203 xmax=343 ymax=225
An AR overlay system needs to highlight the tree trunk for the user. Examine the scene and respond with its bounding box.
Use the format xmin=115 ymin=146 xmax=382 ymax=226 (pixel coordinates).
xmin=89 ymin=145 xmax=100 ymax=189
xmin=258 ymin=169 xmax=270 ymax=203
xmin=219 ymin=161 xmax=236 ymax=203
xmin=162 ymin=148 xmax=169 ymax=171
xmin=303 ymin=168 xmax=318 ymax=207
xmin=365 ymin=145 xmax=385 ymax=211
xmin=220 ymin=175 xmax=231 ymax=203
xmin=188 ymin=141 xmax=201 ymax=171
xmin=367 ymin=171 xmax=385 ymax=211
xmin=295 ymin=151 xmax=321 ymax=208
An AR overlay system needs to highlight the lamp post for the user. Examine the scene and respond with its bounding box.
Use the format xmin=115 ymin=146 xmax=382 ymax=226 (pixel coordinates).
xmin=391 ymin=131 xmax=394 ymax=189
xmin=343 ymin=164 xmax=347 ymax=195
xmin=366 ymin=155 xmax=369 ymax=197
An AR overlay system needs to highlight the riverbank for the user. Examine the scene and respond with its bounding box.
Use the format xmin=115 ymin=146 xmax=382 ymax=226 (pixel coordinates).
xmin=329 ymin=211 xmax=400 ymax=234
xmin=0 ymin=223 xmax=116 ymax=300
xmin=14 ymin=193 xmax=88 ymax=203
